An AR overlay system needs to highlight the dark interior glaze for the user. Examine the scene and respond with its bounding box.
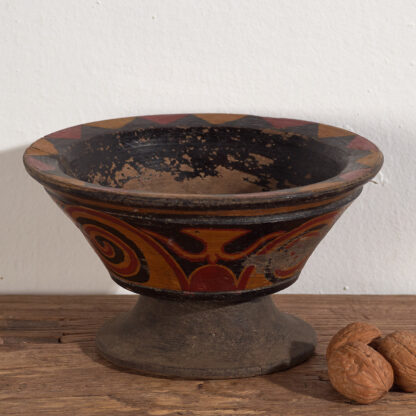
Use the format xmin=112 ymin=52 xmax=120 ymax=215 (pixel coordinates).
xmin=60 ymin=127 xmax=348 ymax=194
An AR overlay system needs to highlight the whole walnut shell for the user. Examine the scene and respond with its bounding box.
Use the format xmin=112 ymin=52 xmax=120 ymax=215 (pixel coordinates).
xmin=328 ymin=341 xmax=394 ymax=404
xmin=326 ymin=322 xmax=382 ymax=360
xmin=375 ymin=331 xmax=416 ymax=392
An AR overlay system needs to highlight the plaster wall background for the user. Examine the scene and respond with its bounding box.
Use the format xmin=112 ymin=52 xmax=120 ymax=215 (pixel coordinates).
xmin=1 ymin=0 xmax=415 ymax=294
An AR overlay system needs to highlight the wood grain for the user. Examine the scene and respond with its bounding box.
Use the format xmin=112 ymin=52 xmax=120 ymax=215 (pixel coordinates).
xmin=0 ymin=295 xmax=415 ymax=415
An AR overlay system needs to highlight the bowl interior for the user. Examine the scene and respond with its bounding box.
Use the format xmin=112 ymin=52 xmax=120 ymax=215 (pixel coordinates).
xmin=59 ymin=127 xmax=348 ymax=195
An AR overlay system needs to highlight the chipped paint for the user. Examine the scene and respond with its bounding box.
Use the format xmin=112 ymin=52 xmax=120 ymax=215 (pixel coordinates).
xmin=62 ymin=126 xmax=344 ymax=195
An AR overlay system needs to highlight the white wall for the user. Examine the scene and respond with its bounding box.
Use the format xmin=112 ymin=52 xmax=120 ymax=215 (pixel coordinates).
xmin=1 ymin=0 xmax=415 ymax=294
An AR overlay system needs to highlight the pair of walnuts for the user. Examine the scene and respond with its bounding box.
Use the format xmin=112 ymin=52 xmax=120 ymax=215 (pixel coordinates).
xmin=326 ymin=322 xmax=416 ymax=404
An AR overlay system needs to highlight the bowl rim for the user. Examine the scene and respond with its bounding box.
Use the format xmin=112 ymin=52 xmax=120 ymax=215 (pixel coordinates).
xmin=23 ymin=113 xmax=383 ymax=207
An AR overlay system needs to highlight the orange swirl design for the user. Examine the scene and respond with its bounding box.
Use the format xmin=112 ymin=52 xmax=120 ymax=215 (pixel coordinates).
xmin=82 ymin=224 xmax=141 ymax=277
xmin=58 ymin=202 xmax=345 ymax=293
xmin=63 ymin=205 xmax=187 ymax=290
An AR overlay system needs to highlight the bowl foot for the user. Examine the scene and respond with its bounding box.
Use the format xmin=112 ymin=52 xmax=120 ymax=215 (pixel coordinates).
xmin=96 ymin=294 xmax=316 ymax=379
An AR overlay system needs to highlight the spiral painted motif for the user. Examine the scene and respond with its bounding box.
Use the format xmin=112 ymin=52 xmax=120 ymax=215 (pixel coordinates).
xmin=61 ymin=202 xmax=344 ymax=293
xmin=65 ymin=206 xmax=149 ymax=282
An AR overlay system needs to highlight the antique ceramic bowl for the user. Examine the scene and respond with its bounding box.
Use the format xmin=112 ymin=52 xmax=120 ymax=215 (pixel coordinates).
xmin=24 ymin=114 xmax=383 ymax=378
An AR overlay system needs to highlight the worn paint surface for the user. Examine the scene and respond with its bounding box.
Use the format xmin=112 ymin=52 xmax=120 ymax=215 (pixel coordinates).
xmin=23 ymin=114 xmax=382 ymax=209
xmin=23 ymin=114 xmax=381 ymax=298
xmin=50 ymin=201 xmax=346 ymax=294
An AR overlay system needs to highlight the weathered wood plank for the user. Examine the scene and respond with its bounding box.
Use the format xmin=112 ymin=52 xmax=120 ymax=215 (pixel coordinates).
xmin=0 ymin=295 xmax=415 ymax=415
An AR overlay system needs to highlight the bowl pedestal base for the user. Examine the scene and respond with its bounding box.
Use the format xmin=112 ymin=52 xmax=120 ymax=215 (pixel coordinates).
xmin=96 ymin=294 xmax=316 ymax=379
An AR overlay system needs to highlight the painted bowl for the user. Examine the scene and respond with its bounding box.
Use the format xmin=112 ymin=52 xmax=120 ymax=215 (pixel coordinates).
xmin=23 ymin=114 xmax=382 ymax=299
xmin=23 ymin=114 xmax=383 ymax=378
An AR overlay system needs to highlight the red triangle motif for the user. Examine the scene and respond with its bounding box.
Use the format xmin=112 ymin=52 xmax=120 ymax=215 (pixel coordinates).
xmin=46 ymin=125 xmax=82 ymax=140
xmin=141 ymin=114 xmax=187 ymax=125
xmin=263 ymin=118 xmax=311 ymax=129
xmin=340 ymin=168 xmax=371 ymax=181
xmin=348 ymin=135 xmax=378 ymax=152
xmin=26 ymin=156 xmax=55 ymax=171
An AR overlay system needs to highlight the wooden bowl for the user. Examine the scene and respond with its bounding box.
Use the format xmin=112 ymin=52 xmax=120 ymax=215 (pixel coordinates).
xmin=23 ymin=114 xmax=383 ymax=378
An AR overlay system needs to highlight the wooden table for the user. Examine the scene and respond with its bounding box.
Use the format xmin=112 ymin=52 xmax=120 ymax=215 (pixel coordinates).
xmin=0 ymin=295 xmax=415 ymax=415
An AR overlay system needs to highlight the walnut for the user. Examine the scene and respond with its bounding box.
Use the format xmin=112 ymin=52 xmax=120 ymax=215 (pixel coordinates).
xmin=327 ymin=341 xmax=394 ymax=404
xmin=375 ymin=331 xmax=416 ymax=392
xmin=326 ymin=322 xmax=382 ymax=360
